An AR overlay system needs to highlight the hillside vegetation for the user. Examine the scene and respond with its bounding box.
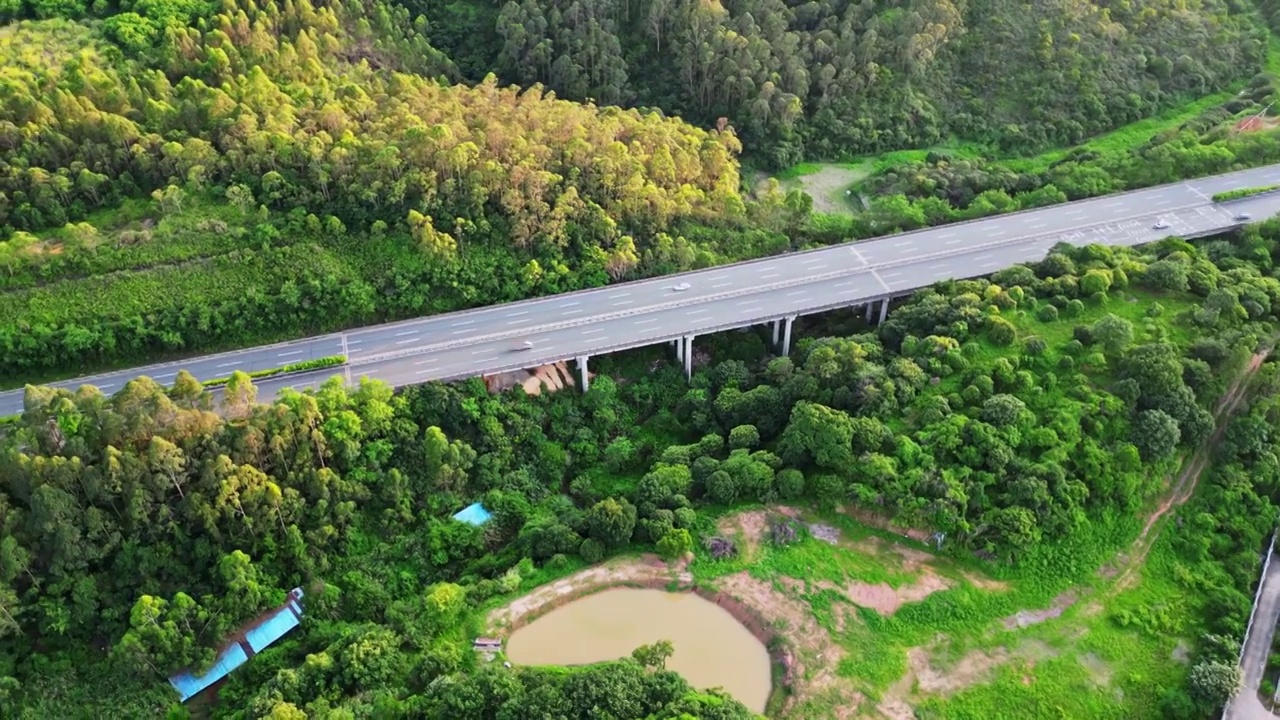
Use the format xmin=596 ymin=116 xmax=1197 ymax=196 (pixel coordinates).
xmin=0 ymin=0 xmax=776 ymax=380
xmin=419 ymin=0 xmax=1266 ymax=164
xmin=5 ymin=214 xmax=1280 ymax=715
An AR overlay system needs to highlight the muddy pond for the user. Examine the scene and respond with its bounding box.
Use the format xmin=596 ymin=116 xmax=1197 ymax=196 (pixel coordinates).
xmin=504 ymin=587 xmax=771 ymax=712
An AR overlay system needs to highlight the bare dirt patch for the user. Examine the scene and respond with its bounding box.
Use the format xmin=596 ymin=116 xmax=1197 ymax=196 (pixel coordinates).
xmin=1001 ymin=590 xmax=1078 ymax=630
xmin=839 ymin=505 xmax=933 ymax=543
xmin=828 ymin=573 xmax=952 ymax=616
xmin=960 ymin=570 xmax=1011 ymax=592
xmin=789 ymin=164 xmax=866 ymax=215
xmin=486 ymin=554 xmax=691 ymax=632
xmin=909 ymin=645 xmax=1012 ymax=694
xmin=1078 ymin=652 xmax=1113 ymax=687
xmin=716 ymin=509 xmax=771 ymax=559
xmin=715 ymin=571 xmax=864 ymax=719
xmin=878 ymin=636 xmax=1060 ymax=715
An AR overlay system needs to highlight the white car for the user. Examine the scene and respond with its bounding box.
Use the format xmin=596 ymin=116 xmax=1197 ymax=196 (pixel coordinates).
xmin=1152 ymin=221 xmax=1170 ymax=230
xmin=671 ymin=282 xmax=691 ymax=292
xmin=515 ymin=340 xmax=534 ymax=351
xmin=1235 ymin=212 xmax=1252 ymax=222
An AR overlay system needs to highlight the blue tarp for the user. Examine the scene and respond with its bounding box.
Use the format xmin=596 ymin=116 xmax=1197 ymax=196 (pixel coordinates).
xmin=168 ymin=642 xmax=249 ymax=702
xmin=453 ymin=502 xmax=492 ymax=526
xmin=168 ymin=588 xmax=305 ymax=703
xmin=245 ymin=604 xmax=302 ymax=654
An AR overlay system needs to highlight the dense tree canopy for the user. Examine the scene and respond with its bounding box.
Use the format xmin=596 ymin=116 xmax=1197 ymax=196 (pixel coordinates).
xmin=4 ymin=218 xmax=1280 ymax=714
xmin=420 ymin=0 xmax=1264 ymax=164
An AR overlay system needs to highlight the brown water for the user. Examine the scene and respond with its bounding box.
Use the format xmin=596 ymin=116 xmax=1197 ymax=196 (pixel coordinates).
xmin=504 ymin=587 xmax=771 ymax=712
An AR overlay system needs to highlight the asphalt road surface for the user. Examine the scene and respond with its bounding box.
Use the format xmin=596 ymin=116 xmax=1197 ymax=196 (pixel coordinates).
xmin=1224 ymin=537 xmax=1280 ymax=720
xmin=6 ymin=164 xmax=1280 ymax=414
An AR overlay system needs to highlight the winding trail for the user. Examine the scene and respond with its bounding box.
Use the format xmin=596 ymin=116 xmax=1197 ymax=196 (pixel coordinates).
xmin=1106 ymin=348 xmax=1270 ymax=593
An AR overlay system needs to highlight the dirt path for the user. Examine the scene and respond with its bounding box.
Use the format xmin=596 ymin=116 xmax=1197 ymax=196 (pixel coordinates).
xmin=876 ymin=348 xmax=1272 ymax=717
xmin=1106 ymin=348 xmax=1270 ymax=592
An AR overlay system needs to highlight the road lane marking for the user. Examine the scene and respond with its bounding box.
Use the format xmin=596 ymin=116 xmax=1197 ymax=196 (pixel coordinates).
xmin=472 ymin=349 xmax=496 ymax=356
xmin=802 ymin=258 xmax=827 ymax=265
xmin=395 ymin=338 xmax=420 ymax=345
xmin=938 ymin=232 xmax=955 ymax=238
xmin=945 ymin=238 xmax=963 ymax=245
xmin=451 ymin=319 xmax=476 ymax=326
xmin=506 ymin=310 xmax=529 ymax=318
xmin=583 ymin=328 xmax=606 ymax=335
xmin=786 ymin=290 xmax=807 ymax=297
xmin=1029 ymin=222 xmax=1047 ymax=229
xmin=635 ymin=318 xmax=659 ymax=325
xmin=608 ymin=292 xmax=631 ymax=299
xmin=414 ymin=358 xmax=437 ymax=365
xmin=216 ymin=361 xmax=241 ymax=368
xmin=707 ymin=275 xmax=729 ymax=281
xmin=394 ymin=330 xmax=417 ymax=336
xmin=687 ymin=308 xmax=710 ymax=315
xmin=712 ymin=282 xmax=732 ymax=289
xmin=558 ymin=302 xmax=580 ymax=308
xmin=277 ymin=350 xmax=304 ymax=358
xmin=612 ymin=300 xmax=633 ymax=306
xmin=761 ymin=272 xmax=781 ymax=279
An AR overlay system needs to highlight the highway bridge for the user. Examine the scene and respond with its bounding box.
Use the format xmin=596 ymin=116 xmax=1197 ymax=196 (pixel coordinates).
xmin=6 ymin=164 xmax=1280 ymax=414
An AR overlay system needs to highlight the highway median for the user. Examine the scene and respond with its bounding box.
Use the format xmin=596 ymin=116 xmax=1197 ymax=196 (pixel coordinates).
xmin=1213 ymin=184 xmax=1280 ymax=203
xmin=200 ymin=355 xmax=347 ymax=389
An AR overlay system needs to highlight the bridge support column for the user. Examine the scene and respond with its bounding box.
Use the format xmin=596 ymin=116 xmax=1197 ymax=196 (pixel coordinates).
xmin=674 ymin=338 xmax=684 ymax=364
xmin=865 ymin=301 xmax=875 ymax=323
xmin=683 ymin=335 xmax=694 ymax=380
xmin=780 ymin=315 xmax=796 ymax=357
xmin=771 ymin=319 xmax=781 ymax=346
xmin=577 ymin=355 xmax=589 ymax=393
xmin=879 ymin=297 xmax=889 ymax=324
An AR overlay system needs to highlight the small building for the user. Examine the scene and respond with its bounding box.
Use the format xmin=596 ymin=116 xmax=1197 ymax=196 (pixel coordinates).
xmin=473 ymin=637 xmax=503 ymax=652
xmin=168 ymin=587 xmax=305 ymax=703
xmin=453 ymin=502 xmax=492 ymax=526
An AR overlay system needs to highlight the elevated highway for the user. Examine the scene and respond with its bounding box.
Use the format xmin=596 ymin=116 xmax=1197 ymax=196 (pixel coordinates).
xmin=6 ymin=164 xmax=1280 ymax=411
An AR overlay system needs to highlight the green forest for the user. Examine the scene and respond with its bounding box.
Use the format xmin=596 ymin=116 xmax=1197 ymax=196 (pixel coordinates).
xmin=6 ymin=218 xmax=1280 ymax=717
xmin=7 ymin=0 xmax=1280 ymax=716
xmin=417 ymin=0 xmax=1266 ymax=165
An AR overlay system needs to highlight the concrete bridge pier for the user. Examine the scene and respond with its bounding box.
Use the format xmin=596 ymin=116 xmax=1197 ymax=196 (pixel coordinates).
xmin=780 ymin=315 xmax=796 ymax=356
xmin=682 ymin=335 xmax=695 ymax=380
xmin=865 ymin=297 xmax=890 ymax=325
xmin=771 ymin=319 xmax=781 ymax=346
xmin=576 ymin=355 xmax=589 ymax=393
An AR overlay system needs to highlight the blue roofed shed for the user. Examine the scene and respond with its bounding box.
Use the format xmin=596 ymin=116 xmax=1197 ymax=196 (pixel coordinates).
xmin=453 ymin=502 xmax=492 ymax=526
xmin=168 ymin=587 xmax=306 ymax=703
xmin=168 ymin=641 xmax=249 ymax=702
xmin=245 ymin=595 xmax=304 ymax=653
